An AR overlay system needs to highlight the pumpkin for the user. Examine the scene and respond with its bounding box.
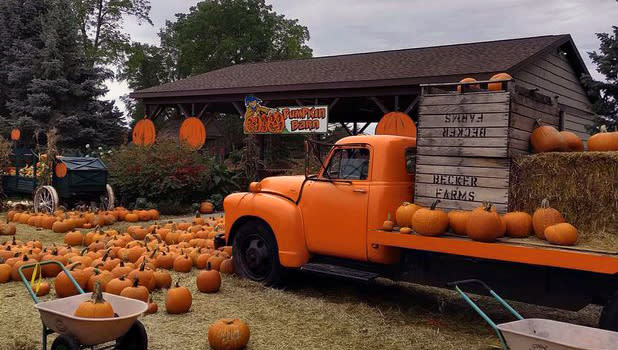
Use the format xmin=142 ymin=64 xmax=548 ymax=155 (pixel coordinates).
xmin=106 ymin=275 xmax=133 ymax=295
xmin=200 ymin=201 xmax=215 ymax=214
xmin=588 ymin=125 xmax=618 ymax=151
xmin=207 ymin=255 xmax=225 ymax=271
xmin=74 ymin=282 xmax=114 ymax=318
xmin=155 ymin=251 xmax=175 ymax=270
xmin=266 ymin=110 xmax=285 ymax=133
xmin=466 ymin=202 xmax=502 ymax=242
xmin=132 ymin=118 xmax=156 ymax=146
xmin=532 ymin=199 xmax=565 ymax=240
xmin=399 ymin=227 xmax=412 ymax=234
xmin=124 ymin=213 xmax=139 ymax=223
xmin=52 ymin=220 xmax=72 ymax=234
xmin=55 ymin=163 xmax=68 ymax=178
xmin=10 ymin=128 xmax=20 ymax=141
xmin=545 ymin=223 xmax=578 ymax=246
xmin=411 ymin=200 xmax=449 ymax=236
xmin=560 ymin=131 xmax=584 ymax=152
xmin=127 ymin=261 xmax=155 ymax=290
xmin=165 ymin=280 xmax=192 ymax=314
xmin=197 ymin=263 xmax=221 ymax=293
xmin=208 ymin=318 xmax=250 ymax=350
xmin=35 ymin=281 xmax=50 ymax=297
xmin=448 ymin=210 xmax=469 ymax=235
xmin=11 ymin=255 xmax=35 ymax=281
xmin=395 ymin=202 xmax=422 ymax=228
xmin=531 ymin=120 xmax=566 ymax=153
xmin=220 ymin=258 xmax=234 ymax=275
xmin=457 ymin=77 xmax=479 ymax=92
xmin=173 ymin=254 xmax=193 ymax=273
xmin=179 ymin=117 xmax=206 ymax=150
xmin=145 ymin=296 xmax=158 ymax=315
xmin=55 ymin=263 xmax=88 ymax=298
xmin=86 ymin=269 xmax=114 ymax=292
xmin=487 ymin=72 xmax=512 ymax=91
xmin=243 ymin=115 xmax=259 ymax=133
xmin=147 ymin=209 xmax=160 ymax=220
xmin=120 ymin=278 xmax=149 ymax=303
xmin=64 ymin=231 xmax=84 ymax=246
xmin=375 ymin=111 xmax=417 ymax=138
xmin=0 ymin=258 xmax=10 ymax=283
xmin=382 ymin=213 xmax=394 ymax=231
xmin=503 ymin=212 xmax=533 ymax=238
xmin=153 ymin=270 xmax=172 ymax=289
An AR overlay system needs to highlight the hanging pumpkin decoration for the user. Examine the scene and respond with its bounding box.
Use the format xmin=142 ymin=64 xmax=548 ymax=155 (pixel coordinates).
xmin=411 ymin=200 xmax=449 ymax=236
xmin=560 ymin=131 xmax=584 ymax=152
xmin=456 ymin=77 xmax=479 ymax=92
xmin=55 ymin=163 xmax=68 ymax=178
xmin=375 ymin=112 xmax=417 ymax=138
xmin=532 ymin=199 xmax=565 ymax=240
xmin=208 ymin=318 xmax=251 ymax=350
xmin=530 ymin=120 xmax=566 ymax=153
xmin=10 ymin=128 xmax=20 ymax=141
xmin=74 ymin=282 xmax=115 ymax=318
xmin=544 ymin=223 xmax=578 ymax=246
xmin=487 ymin=72 xmax=512 ymax=91
xmin=588 ymin=125 xmax=618 ymax=151
xmin=179 ymin=117 xmax=206 ymax=150
xmin=132 ymin=118 xmax=156 ymax=146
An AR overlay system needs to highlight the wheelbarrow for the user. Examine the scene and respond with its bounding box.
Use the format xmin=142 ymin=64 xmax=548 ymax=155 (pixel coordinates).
xmin=18 ymin=260 xmax=148 ymax=350
xmin=449 ymin=279 xmax=618 ymax=350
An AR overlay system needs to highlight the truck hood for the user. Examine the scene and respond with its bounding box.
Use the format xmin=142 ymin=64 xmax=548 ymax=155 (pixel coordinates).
xmin=256 ymin=175 xmax=305 ymax=202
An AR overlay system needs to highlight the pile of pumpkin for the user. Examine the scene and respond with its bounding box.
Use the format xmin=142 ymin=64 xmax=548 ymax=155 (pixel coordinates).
xmin=387 ymin=199 xmax=577 ymax=246
xmin=7 ymin=207 xmax=161 ymax=233
xmin=0 ymin=218 xmax=16 ymax=236
xmin=532 ymin=124 xmax=618 ymax=153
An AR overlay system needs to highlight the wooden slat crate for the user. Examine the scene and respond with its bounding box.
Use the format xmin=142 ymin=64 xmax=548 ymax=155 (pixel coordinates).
xmin=414 ymin=81 xmax=558 ymax=213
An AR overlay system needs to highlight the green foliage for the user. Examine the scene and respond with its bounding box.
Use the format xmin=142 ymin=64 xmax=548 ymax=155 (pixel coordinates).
xmin=105 ymin=139 xmax=239 ymax=209
xmin=584 ymin=2 xmax=618 ymax=131
xmin=72 ymin=0 xmax=152 ymax=66
xmin=159 ymin=0 xmax=312 ymax=79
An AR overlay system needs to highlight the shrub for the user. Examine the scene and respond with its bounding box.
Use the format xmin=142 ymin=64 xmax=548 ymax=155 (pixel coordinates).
xmin=105 ymin=139 xmax=239 ymax=210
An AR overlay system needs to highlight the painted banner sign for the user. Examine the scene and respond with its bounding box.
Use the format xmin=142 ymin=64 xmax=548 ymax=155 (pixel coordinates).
xmin=243 ymin=95 xmax=328 ymax=134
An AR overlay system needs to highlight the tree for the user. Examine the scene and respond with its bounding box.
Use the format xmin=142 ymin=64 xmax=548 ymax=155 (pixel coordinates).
xmin=0 ymin=0 xmax=127 ymax=148
xmin=72 ymin=0 xmax=152 ymax=66
xmin=159 ymin=0 xmax=312 ymax=79
xmin=584 ymin=1 xmax=618 ymax=131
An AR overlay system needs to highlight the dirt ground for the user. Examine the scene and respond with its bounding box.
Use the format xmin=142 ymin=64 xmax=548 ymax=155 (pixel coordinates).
xmin=0 ymin=214 xmax=603 ymax=350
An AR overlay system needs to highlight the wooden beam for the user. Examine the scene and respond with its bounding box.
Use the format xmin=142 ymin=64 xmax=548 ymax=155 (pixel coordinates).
xmin=231 ymin=102 xmax=244 ymax=115
xmin=295 ymin=99 xmax=304 ymax=107
xmin=358 ymin=122 xmax=371 ymax=134
xmin=404 ymin=96 xmax=420 ymax=115
xmin=394 ymin=96 xmax=399 ymax=111
xmin=353 ymin=122 xmax=358 ymax=135
xmin=177 ymin=104 xmax=190 ymax=118
xmin=196 ymin=104 xmax=209 ymax=119
xmin=370 ymin=97 xmax=389 ymax=114
xmin=329 ymin=97 xmax=340 ymax=109
xmin=340 ymin=122 xmax=353 ymax=136
xmin=191 ymin=103 xmax=195 ymax=116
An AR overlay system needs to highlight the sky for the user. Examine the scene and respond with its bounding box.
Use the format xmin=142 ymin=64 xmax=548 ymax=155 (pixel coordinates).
xmin=107 ymin=0 xmax=618 ymax=111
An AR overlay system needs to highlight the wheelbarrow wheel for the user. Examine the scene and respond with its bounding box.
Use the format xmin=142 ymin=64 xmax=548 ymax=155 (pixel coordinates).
xmin=115 ymin=320 xmax=147 ymax=350
xmin=51 ymin=334 xmax=80 ymax=350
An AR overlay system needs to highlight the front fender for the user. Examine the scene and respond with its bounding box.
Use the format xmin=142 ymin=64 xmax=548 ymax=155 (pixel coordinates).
xmin=224 ymin=192 xmax=310 ymax=268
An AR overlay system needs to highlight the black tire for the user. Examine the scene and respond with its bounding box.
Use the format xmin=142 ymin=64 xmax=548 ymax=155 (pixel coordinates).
xmin=51 ymin=334 xmax=80 ymax=350
xmin=600 ymin=291 xmax=618 ymax=331
xmin=115 ymin=320 xmax=148 ymax=350
xmin=233 ymin=220 xmax=284 ymax=286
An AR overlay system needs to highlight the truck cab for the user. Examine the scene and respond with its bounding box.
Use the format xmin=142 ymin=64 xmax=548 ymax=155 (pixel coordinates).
xmin=223 ymin=135 xmax=415 ymax=284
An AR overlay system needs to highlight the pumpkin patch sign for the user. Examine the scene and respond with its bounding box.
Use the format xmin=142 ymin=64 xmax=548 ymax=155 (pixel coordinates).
xmin=243 ymin=95 xmax=328 ymax=134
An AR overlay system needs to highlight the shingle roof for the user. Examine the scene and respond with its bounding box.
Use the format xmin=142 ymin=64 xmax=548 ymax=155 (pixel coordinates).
xmin=132 ymin=34 xmax=581 ymax=98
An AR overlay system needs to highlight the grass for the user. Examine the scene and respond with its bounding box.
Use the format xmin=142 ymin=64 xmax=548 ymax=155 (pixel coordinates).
xmin=0 ymin=214 xmax=603 ymax=350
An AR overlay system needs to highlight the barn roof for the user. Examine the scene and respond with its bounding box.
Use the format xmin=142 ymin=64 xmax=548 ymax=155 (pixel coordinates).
xmin=131 ymin=34 xmax=588 ymax=99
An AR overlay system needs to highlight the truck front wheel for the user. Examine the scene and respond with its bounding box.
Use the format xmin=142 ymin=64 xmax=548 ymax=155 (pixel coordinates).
xmin=600 ymin=291 xmax=618 ymax=331
xmin=232 ymin=220 xmax=284 ymax=286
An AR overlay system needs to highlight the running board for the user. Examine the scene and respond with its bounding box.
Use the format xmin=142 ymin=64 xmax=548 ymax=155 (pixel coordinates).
xmin=300 ymin=263 xmax=379 ymax=282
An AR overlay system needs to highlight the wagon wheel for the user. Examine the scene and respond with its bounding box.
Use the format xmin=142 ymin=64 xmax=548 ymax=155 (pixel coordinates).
xmin=33 ymin=185 xmax=59 ymax=214
xmin=100 ymin=184 xmax=115 ymax=210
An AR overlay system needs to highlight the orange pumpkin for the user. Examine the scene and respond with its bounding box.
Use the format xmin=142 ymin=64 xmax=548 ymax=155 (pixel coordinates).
xmin=532 ymin=199 xmax=565 ymax=240
xmin=448 ymin=210 xmax=470 ymax=235
xmin=106 ymin=275 xmax=133 ymax=295
xmin=200 ymin=201 xmax=215 ymax=214
xmin=487 ymin=72 xmax=512 ymax=91
xmin=179 ymin=117 xmax=206 ymax=150
xmin=120 ymin=278 xmax=149 ymax=303
xmin=266 ymin=111 xmax=286 ymax=133
xmin=132 ymin=118 xmax=156 ymax=146
xmin=196 ymin=263 xmax=221 ymax=293
xmin=457 ymin=77 xmax=479 ymax=92
xmin=411 ymin=200 xmax=449 ymax=236
xmin=145 ymin=296 xmax=158 ymax=315
xmin=208 ymin=318 xmax=250 ymax=350
xmin=74 ymin=282 xmax=114 ymax=318
xmin=375 ymin=112 xmax=417 ymax=138
xmin=531 ymin=121 xmax=566 ymax=153
xmin=560 ymin=131 xmax=584 ymax=152
xmin=10 ymin=128 xmax=20 ymax=141
xmin=545 ymin=223 xmax=578 ymax=246
xmin=588 ymin=125 xmax=618 ymax=151
xmin=165 ymin=280 xmax=192 ymax=314
xmin=395 ymin=202 xmax=422 ymax=228
xmin=243 ymin=116 xmax=259 ymax=133
xmin=466 ymin=202 xmax=502 ymax=242
xmin=503 ymin=211 xmax=533 ymax=238
xmin=55 ymin=163 xmax=68 ymax=178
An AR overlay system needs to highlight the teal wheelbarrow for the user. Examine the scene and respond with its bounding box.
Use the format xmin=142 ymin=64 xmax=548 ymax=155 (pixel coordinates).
xmin=18 ymin=260 xmax=148 ymax=350
xmin=449 ymin=279 xmax=618 ymax=350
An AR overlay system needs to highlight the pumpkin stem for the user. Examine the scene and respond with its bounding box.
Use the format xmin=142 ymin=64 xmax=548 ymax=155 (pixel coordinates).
xmin=386 ymin=212 xmax=391 ymax=221
xmin=139 ymin=260 xmax=146 ymax=271
xmin=600 ymin=125 xmax=608 ymax=133
xmin=430 ymin=200 xmax=441 ymax=210
xmin=132 ymin=277 xmax=139 ymax=287
xmin=483 ymin=202 xmax=494 ymax=212
xmin=92 ymin=281 xmax=105 ymax=304
xmin=174 ymin=279 xmax=180 ymax=288
xmin=541 ymin=198 xmax=550 ymax=209
xmin=534 ymin=119 xmax=544 ymax=128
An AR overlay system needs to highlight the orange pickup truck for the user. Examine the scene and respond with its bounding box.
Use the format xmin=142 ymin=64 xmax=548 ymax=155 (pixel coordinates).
xmin=223 ymin=134 xmax=618 ymax=330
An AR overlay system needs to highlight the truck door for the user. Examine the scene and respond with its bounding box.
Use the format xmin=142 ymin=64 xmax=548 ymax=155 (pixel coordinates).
xmin=300 ymin=146 xmax=370 ymax=261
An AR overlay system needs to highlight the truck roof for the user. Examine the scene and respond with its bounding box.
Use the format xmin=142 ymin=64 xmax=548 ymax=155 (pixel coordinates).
xmin=336 ymin=134 xmax=416 ymax=146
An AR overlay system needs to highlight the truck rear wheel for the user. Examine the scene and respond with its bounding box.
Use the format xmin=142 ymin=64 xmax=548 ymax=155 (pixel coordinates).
xmin=600 ymin=291 xmax=618 ymax=331
xmin=232 ymin=220 xmax=284 ymax=286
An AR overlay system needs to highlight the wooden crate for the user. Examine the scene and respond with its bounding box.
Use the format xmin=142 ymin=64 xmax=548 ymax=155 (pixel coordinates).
xmin=414 ymin=81 xmax=559 ymax=213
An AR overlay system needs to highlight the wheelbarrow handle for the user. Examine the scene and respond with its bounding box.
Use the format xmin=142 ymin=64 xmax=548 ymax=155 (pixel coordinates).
xmin=447 ymin=279 xmax=492 ymax=291
xmin=18 ymin=260 xmax=85 ymax=304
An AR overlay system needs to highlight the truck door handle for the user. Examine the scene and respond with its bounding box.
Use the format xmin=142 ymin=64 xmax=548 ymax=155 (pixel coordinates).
xmin=353 ymin=188 xmax=367 ymax=193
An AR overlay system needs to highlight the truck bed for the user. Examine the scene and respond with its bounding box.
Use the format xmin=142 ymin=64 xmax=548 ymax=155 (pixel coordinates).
xmin=370 ymin=228 xmax=618 ymax=275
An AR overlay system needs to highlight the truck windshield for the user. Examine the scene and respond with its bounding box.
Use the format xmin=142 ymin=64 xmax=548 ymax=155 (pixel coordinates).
xmin=323 ymin=148 xmax=369 ymax=180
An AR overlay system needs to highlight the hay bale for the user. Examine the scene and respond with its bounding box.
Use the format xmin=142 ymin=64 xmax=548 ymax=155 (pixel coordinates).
xmin=510 ymin=152 xmax=618 ymax=250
